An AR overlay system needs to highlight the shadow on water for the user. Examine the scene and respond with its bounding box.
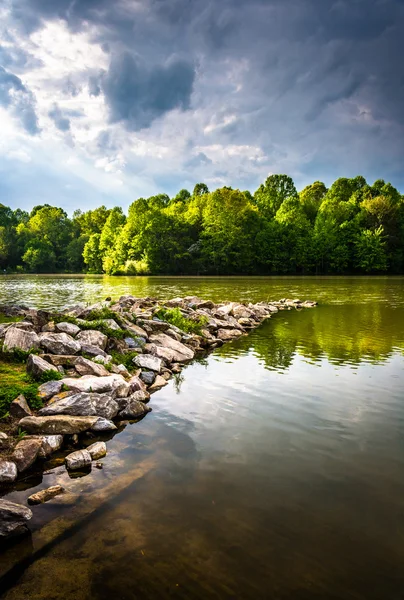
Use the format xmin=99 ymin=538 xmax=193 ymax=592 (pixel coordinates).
xmin=1 ymin=277 xmax=404 ymax=598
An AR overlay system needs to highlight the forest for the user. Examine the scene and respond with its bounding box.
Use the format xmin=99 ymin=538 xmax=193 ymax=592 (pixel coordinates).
xmin=0 ymin=175 xmax=403 ymax=275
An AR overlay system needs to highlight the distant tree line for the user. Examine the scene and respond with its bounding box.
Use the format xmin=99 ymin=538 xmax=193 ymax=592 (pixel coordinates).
xmin=1 ymin=175 xmax=403 ymax=275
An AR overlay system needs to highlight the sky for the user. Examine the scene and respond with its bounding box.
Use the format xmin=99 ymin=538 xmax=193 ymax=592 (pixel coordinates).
xmin=0 ymin=0 xmax=403 ymax=214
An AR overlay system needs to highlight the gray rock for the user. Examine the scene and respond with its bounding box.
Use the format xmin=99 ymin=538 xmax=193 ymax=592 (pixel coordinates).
xmin=80 ymin=344 xmax=109 ymax=358
xmin=118 ymin=397 xmax=151 ymax=419
xmin=65 ymin=449 xmax=92 ymax=470
xmin=0 ymin=461 xmax=18 ymax=483
xmin=216 ymin=328 xmax=243 ymax=341
xmin=0 ymin=499 xmax=32 ymax=537
xmin=127 ymin=375 xmax=147 ymax=393
xmin=39 ymin=392 xmax=119 ymax=420
xmin=38 ymin=435 xmax=64 ymax=458
xmin=76 ymin=330 xmax=107 ymax=350
xmin=28 ymin=485 xmax=64 ymax=505
xmin=3 ymin=328 xmax=40 ymax=352
xmin=37 ymin=380 xmax=63 ymax=401
xmin=74 ymin=356 xmax=110 ymax=377
xmin=0 ymin=431 xmax=8 ymax=441
xmin=86 ymin=441 xmax=107 ymax=460
xmin=26 ymin=354 xmax=59 ymax=380
xmin=133 ymin=354 xmax=162 ymax=372
xmin=101 ymin=318 xmax=121 ymax=330
xmin=110 ymin=363 xmax=130 ymax=377
xmin=41 ymin=354 xmax=78 ymax=367
xmin=149 ymin=374 xmax=168 ymax=393
xmin=10 ymin=394 xmax=32 ymax=418
xmin=39 ymin=332 xmax=81 ymax=355
xmin=91 ymin=417 xmax=117 ymax=432
xmin=18 ymin=415 xmax=99 ymax=435
xmin=61 ymin=374 xmax=129 ymax=396
xmin=12 ymin=438 xmax=42 ymax=472
xmin=140 ymin=370 xmax=155 ymax=385
xmin=149 ymin=333 xmax=194 ymax=363
xmin=55 ymin=322 xmax=81 ymax=336
xmin=93 ymin=354 xmax=112 ymax=364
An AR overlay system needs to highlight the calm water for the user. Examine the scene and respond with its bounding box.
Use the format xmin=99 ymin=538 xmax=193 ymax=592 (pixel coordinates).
xmin=1 ymin=276 xmax=404 ymax=599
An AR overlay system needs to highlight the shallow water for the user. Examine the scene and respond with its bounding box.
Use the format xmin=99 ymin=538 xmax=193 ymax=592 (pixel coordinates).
xmin=1 ymin=276 xmax=404 ymax=599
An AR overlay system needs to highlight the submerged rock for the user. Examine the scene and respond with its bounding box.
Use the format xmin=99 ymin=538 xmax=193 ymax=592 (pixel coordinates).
xmin=0 ymin=499 xmax=32 ymax=537
xmin=0 ymin=461 xmax=18 ymax=483
xmin=65 ymin=449 xmax=92 ymax=470
xmin=18 ymin=415 xmax=100 ymax=435
xmin=86 ymin=441 xmax=107 ymax=460
xmin=28 ymin=485 xmax=64 ymax=505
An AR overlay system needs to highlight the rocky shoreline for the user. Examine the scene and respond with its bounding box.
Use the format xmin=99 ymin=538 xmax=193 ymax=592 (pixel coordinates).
xmin=0 ymin=295 xmax=317 ymax=537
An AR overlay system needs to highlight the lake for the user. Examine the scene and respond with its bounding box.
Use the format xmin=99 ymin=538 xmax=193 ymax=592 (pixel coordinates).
xmin=1 ymin=275 xmax=404 ymax=599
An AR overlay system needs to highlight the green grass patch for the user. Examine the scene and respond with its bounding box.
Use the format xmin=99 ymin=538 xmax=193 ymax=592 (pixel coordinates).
xmin=154 ymin=307 xmax=208 ymax=335
xmin=0 ymin=360 xmax=43 ymax=418
xmin=0 ymin=313 xmax=24 ymax=324
xmin=109 ymin=350 xmax=140 ymax=371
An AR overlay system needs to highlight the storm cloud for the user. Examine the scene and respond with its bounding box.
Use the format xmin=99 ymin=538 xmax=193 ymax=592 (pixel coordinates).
xmin=0 ymin=0 xmax=403 ymax=210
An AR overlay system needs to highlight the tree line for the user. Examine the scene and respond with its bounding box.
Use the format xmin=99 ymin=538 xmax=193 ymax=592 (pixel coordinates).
xmin=1 ymin=175 xmax=403 ymax=275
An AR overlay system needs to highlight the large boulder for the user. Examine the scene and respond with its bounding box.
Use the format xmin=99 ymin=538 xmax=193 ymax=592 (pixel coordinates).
xmin=61 ymin=374 xmax=129 ymax=397
xmin=86 ymin=441 xmax=107 ymax=460
xmin=38 ymin=434 xmax=64 ymax=457
xmin=65 ymin=449 xmax=91 ymax=470
xmin=133 ymin=354 xmax=162 ymax=372
xmin=74 ymin=356 xmax=110 ymax=377
xmin=41 ymin=354 xmax=78 ymax=367
xmin=148 ymin=375 xmax=168 ymax=393
xmin=12 ymin=438 xmax=42 ymax=472
xmin=148 ymin=333 xmax=194 ymax=363
xmin=76 ymin=330 xmax=107 ymax=350
xmin=80 ymin=344 xmax=110 ymax=358
xmin=26 ymin=354 xmax=59 ymax=379
xmin=18 ymin=415 xmax=100 ymax=435
xmin=10 ymin=395 xmax=32 ymax=418
xmin=91 ymin=417 xmax=117 ymax=432
xmin=3 ymin=328 xmax=40 ymax=352
xmin=39 ymin=392 xmax=119 ymax=420
xmin=216 ymin=328 xmax=243 ymax=341
xmin=0 ymin=461 xmax=18 ymax=483
xmin=0 ymin=500 xmax=32 ymax=537
xmin=55 ymin=322 xmax=81 ymax=336
xmin=37 ymin=380 xmax=64 ymax=401
xmin=39 ymin=332 xmax=81 ymax=355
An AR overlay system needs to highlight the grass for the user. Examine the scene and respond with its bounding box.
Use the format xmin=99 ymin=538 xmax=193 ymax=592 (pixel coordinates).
xmin=0 ymin=313 xmax=24 ymax=324
xmin=0 ymin=360 xmax=43 ymax=418
xmin=53 ymin=311 xmax=128 ymax=339
xmin=154 ymin=307 xmax=208 ymax=335
xmin=109 ymin=350 xmax=141 ymax=371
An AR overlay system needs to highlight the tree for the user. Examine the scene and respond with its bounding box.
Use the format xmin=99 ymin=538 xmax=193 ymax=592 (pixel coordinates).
xmin=254 ymin=174 xmax=298 ymax=218
xmin=354 ymin=226 xmax=387 ymax=272
xmin=193 ymin=183 xmax=209 ymax=197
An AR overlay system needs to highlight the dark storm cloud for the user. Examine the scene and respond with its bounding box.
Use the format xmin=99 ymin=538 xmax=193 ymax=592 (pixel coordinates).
xmin=102 ymin=52 xmax=195 ymax=130
xmin=0 ymin=66 xmax=39 ymax=134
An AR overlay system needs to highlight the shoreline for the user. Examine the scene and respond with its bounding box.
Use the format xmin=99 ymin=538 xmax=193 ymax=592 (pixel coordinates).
xmin=0 ymin=295 xmax=317 ymax=537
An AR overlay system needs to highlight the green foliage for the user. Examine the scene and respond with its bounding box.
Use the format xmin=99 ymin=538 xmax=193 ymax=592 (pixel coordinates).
xmin=109 ymin=350 xmax=140 ymax=371
xmin=37 ymin=369 xmax=63 ymax=383
xmin=0 ymin=360 xmax=43 ymax=417
xmin=0 ymin=314 xmax=23 ymax=324
xmin=155 ymin=307 xmax=208 ymax=334
xmin=0 ymin=175 xmax=403 ymax=275
xmin=17 ymin=428 xmax=27 ymax=441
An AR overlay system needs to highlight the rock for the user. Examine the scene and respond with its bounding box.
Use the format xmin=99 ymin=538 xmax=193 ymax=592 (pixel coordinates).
xmin=42 ymin=354 xmax=78 ymax=367
xmin=39 ymin=392 xmax=119 ymax=420
xmin=216 ymin=328 xmax=243 ymax=341
xmin=74 ymin=356 xmax=110 ymax=377
xmin=165 ymin=328 xmax=182 ymax=342
xmin=124 ymin=323 xmax=148 ymax=339
xmin=145 ymin=319 xmax=170 ymax=332
xmin=55 ymin=322 xmax=81 ymax=336
xmin=148 ymin=333 xmax=194 ymax=363
xmin=0 ymin=461 xmax=18 ymax=483
xmin=82 ymin=344 xmax=111 ymax=358
xmin=133 ymin=354 xmax=162 ymax=372
xmin=0 ymin=431 xmax=8 ymax=441
xmin=28 ymin=485 xmax=64 ymax=505
xmin=118 ymin=396 xmax=151 ymax=419
xmin=148 ymin=374 xmax=168 ymax=392
xmin=0 ymin=499 xmax=32 ymax=537
xmin=76 ymin=330 xmax=107 ymax=350
xmin=39 ymin=332 xmax=81 ymax=355
xmin=12 ymin=438 xmax=42 ymax=472
xmin=42 ymin=322 xmax=56 ymax=332
xmin=216 ymin=303 xmax=234 ymax=316
xmin=3 ymin=328 xmax=40 ymax=352
xmin=127 ymin=375 xmax=147 ymax=393
xmin=65 ymin=449 xmax=91 ymax=470
xmin=91 ymin=417 xmax=117 ymax=432
xmin=37 ymin=380 xmax=64 ymax=401
xmin=101 ymin=319 xmax=121 ymax=330
xmin=93 ymin=354 xmax=112 ymax=364
xmin=10 ymin=395 xmax=32 ymax=418
xmin=26 ymin=354 xmax=59 ymax=379
xmin=38 ymin=435 xmax=64 ymax=458
xmin=86 ymin=441 xmax=106 ymax=460
xmin=140 ymin=370 xmax=155 ymax=385
xmin=110 ymin=363 xmax=130 ymax=377
xmin=124 ymin=337 xmax=143 ymax=350
xmin=95 ymin=462 xmax=103 ymax=469
xmin=61 ymin=374 xmax=129 ymax=396
xmin=18 ymin=415 xmax=99 ymax=435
